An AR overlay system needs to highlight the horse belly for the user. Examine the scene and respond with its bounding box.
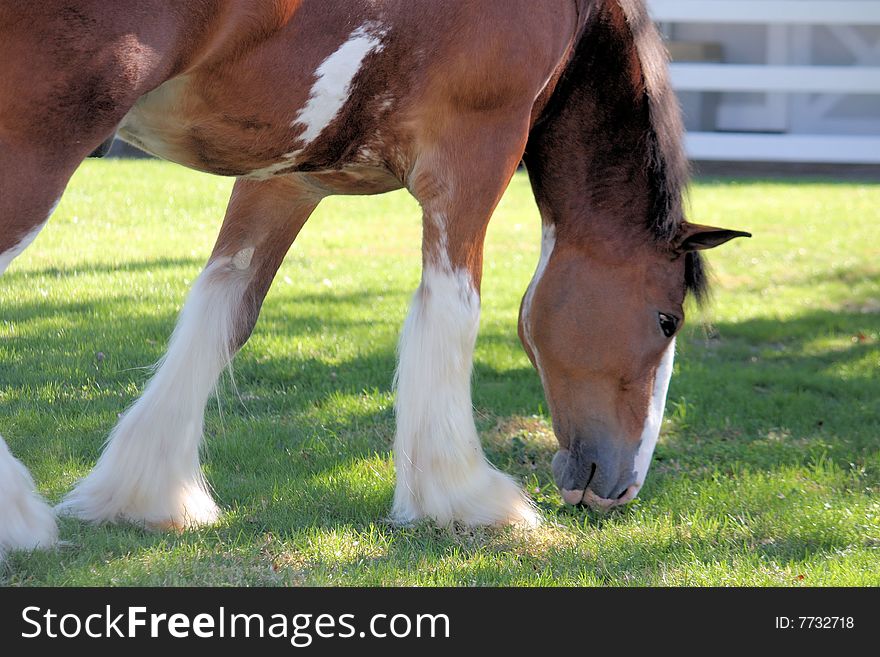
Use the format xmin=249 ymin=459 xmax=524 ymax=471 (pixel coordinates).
xmin=117 ymin=79 xmax=194 ymax=166
xmin=119 ymin=76 xmax=294 ymax=176
xmin=119 ymin=72 xmax=401 ymax=195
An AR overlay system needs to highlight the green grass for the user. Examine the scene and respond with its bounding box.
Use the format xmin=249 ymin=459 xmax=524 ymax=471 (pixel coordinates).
xmin=2 ymin=160 xmax=878 ymax=586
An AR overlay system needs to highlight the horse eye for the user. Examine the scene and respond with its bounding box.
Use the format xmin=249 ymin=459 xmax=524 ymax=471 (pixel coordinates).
xmin=658 ymin=312 xmax=679 ymax=338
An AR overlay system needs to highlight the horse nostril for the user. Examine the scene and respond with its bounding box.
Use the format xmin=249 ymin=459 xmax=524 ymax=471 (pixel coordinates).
xmin=616 ymin=488 xmax=629 ymax=500
xmin=585 ymin=462 xmax=597 ymax=489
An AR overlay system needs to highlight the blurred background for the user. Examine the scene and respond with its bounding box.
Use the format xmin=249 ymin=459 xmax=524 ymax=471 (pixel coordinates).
xmin=652 ymin=0 xmax=880 ymax=175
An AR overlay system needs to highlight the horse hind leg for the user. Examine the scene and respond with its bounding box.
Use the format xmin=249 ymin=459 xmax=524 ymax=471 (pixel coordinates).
xmin=0 ymin=13 xmax=183 ymax=550
xmin=1 ymin=130 xmax=162 ymax=554
xmin=393 ymin=114 xmax=539 ymax=527
xmin=58 ymin=178 xmax=322 ymax=529
xmin=0 ymin=145 xmax=82 ymax=555
xmin=1 ymin=222 xmax=60 ymax=556
xmin=0 ymin=439 xmax=58 ymax=557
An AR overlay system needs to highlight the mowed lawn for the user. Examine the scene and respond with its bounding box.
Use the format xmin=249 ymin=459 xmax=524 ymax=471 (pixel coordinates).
xmin=1 ymin=159 xmax=878 ymax=586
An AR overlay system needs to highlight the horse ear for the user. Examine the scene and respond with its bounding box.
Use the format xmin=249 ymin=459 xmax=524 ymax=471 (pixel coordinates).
xmin=676 ymin=223 xmax=752 ymax=252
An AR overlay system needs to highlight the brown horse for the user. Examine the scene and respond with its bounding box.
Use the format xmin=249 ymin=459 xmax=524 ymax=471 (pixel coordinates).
xmin=0 ymin=0 xmax=748 ymax=555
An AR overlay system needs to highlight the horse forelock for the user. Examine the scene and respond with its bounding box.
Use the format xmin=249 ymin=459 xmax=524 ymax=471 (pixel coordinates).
xmin=614 ymin=1 xmax=688 ymax=232
xmin=532 ymin=2 xmax=690 ymax=247
xmin=533 ymin=1 xmax=706 ymax=303
xmin=616 ymin=0 xmax=707 ymax=304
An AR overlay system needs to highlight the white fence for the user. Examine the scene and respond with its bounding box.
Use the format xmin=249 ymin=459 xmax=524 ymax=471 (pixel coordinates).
xmin=649 ymin=0 xmax=880 ymax=163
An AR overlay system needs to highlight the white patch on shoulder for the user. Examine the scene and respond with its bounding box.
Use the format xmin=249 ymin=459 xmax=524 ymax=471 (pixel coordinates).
xmin=293 ymin=24 xmax=385 ymax=145
xmin=246 ymin=24 xmax=385 ymax=181
xmin=520 ymin=222 xmax=556 ymax=382
xmin=632 ymin=339 xmax=676 ymax=487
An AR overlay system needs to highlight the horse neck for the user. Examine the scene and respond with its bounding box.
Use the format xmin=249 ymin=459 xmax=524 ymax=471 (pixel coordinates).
xmin=524 ymin=0 xmax=685 ymax=250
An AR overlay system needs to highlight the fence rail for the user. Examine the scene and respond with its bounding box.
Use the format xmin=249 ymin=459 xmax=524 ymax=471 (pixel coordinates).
xmin=649 ymin=0 xmax=880 ymax=163
xmin=649 ymin=1 xmax=880 ymax=25
xmin=670 ymin=64 xmax=880 ymax=94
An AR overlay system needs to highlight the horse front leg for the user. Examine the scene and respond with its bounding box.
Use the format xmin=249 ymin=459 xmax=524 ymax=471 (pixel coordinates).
xmin=392 ymin=113 xmax=539 ymax=527
xmin=59 ymin=177 xmax=322 ymax=529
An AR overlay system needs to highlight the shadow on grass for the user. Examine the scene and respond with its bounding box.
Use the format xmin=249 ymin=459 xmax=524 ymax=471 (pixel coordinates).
xmin=2 ymin=263 xmax=878 ymax=582
xmin=2 ymin=256 xmax=204 ymax=281
xmin=713 ymin=265 xmax=880 ymax=299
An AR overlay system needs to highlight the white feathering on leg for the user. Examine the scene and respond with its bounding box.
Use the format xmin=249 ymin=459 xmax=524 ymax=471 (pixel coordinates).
xmin=392 ymin=264 xmax=538 ymax=527
xmin=0 ymin=204 xmax=59 ymax=556
xmin=58 ymin=253 xmax=253 ymax=528
xmin=0 ymin=437 xmax=58 ymax=558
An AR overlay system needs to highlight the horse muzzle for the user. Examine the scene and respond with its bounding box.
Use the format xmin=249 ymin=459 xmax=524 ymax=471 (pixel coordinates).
xmin=551 ymin=437 xmax=640 ymax=509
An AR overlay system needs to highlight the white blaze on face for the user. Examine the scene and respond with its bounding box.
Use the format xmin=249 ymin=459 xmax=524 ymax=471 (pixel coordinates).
xmin=520 ymin=222 xmax=556 ymax=382
xmin=632 ymin=339 xmax=676 ymax=486
xmin=293 ymin=24 xmax=385 ymax=145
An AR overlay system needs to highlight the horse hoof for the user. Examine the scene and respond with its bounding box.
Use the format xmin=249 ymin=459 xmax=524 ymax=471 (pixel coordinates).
xmin=57 ymin=477 xmax=220 ymax=530
xmin=392 ymin=463 xmax=540 ymax=528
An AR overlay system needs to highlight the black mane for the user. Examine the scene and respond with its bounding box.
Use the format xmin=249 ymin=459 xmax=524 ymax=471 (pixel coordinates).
xmin=622 ymin=0 xmax=709 ymax=304
xmin=525 ymin=0 xmax=710 ymax=304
